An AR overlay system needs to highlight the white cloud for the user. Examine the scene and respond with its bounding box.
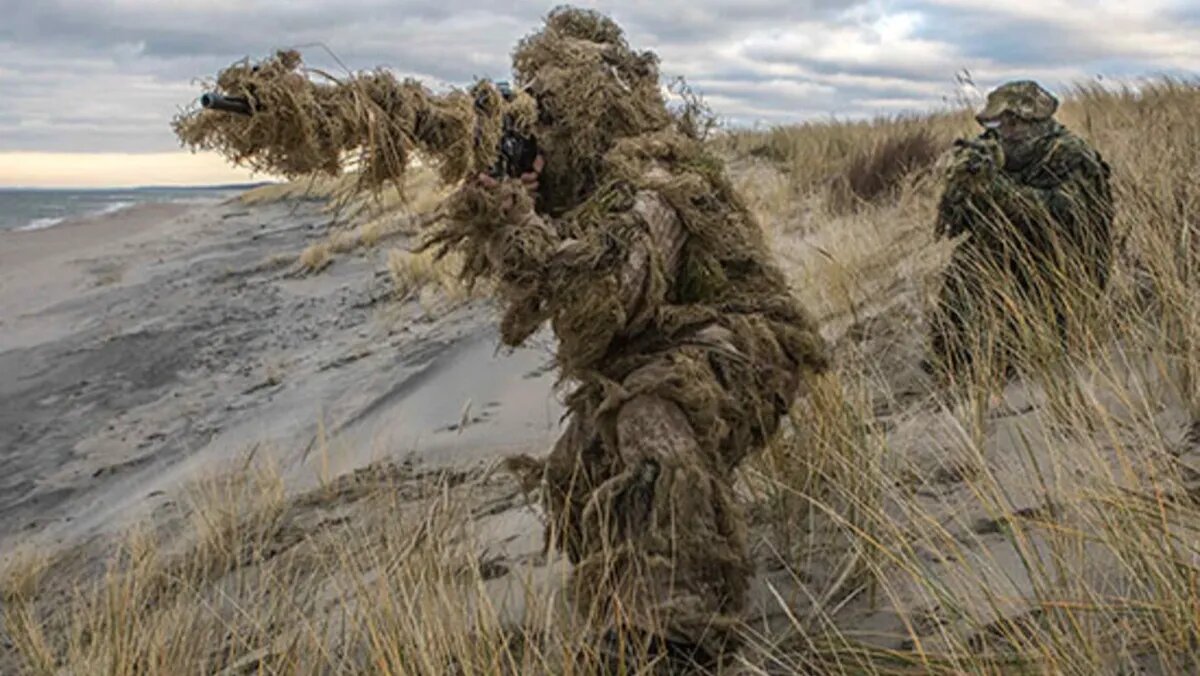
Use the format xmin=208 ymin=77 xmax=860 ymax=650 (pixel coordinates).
xmin=738 ymin=19 xmax=961 ymax=80
xmin=0 ymin=0 xmax=1195 ymax=157
xmin=920 ymin=0 xmax=1200 ymax=69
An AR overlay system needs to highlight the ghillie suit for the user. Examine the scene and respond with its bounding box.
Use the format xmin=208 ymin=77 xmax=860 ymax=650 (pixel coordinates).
xmin=930 ymin=81 xmax=1114 ymax=376
xmin=174 ymin=7 xmax=829 ymax=666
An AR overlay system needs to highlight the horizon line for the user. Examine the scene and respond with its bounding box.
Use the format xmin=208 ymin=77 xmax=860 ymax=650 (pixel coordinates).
xmin=0 ymin=181 xmax=278 ymax=191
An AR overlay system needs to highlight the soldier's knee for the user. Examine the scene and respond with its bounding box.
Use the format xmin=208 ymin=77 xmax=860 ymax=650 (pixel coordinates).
xmin=615 ymin=394 xmax=702 ymax=467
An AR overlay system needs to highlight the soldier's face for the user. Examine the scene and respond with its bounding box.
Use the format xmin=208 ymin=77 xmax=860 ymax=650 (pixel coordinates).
xmin=991 ymin=113 xmax=1034 ymax=142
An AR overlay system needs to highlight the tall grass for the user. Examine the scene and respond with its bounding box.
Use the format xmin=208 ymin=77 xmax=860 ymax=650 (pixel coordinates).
xmin=257 ymin=164 xmax=453 ymax=276
xmin=5 ymin=78 xmax=1200 ymax=674
xmin=740 ymin=76 xmax=1200 ymax=673
xmin=720 ymin=112 xmax=974 ymax=203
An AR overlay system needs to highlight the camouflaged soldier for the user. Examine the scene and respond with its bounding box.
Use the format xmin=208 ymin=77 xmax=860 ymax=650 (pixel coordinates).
xmin=929 ymin=80 xmax=1114 ymax=375
xmin=174 ymin=7 xmax=830 ymax=670
xmin=428 ymin=12 xmax=832 ymax=665
xmin=471 ymin=13 xmax=831 ymax=667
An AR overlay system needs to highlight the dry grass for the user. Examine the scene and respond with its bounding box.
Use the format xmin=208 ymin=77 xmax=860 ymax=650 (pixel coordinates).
xmin=719 ymin=112 xmax=974 ymax=204
xmin=255 ymin=163 xmax=453 ymax=276
xmin=833 ymin=126 xmax=943 ymax=212
xmin=386 ymin=247 xmax=472 ymax=305
xmin=0 ymin=460 xmax=673 ymax=674
xmin=6 ymin=77 xmax=1200 ymax=674
xmin=297 ymin=241 xmax=332 ymax=273
xmin=735 ymin=76 xmax=1200 ymax=673
xmin=260 ymin=161 xmax=473 ymax=309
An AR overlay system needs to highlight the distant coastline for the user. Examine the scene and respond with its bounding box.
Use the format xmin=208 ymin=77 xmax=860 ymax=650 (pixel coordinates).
xmin=0 ymin=181 xmax=276 ymax=192
xmin=0 ymin=183 xmax=275 ymax=232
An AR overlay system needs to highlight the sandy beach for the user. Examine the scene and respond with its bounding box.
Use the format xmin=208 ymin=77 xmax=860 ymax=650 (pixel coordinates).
xmin=4 ymin=149 xmax=1199 ymax=672
xmin=6 ymin=0 xmax=1200 ymax=668
xmin=0 ymin=198 xmax=563 ymax=554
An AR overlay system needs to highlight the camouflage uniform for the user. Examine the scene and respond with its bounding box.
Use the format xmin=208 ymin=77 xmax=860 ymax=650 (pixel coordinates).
xmin=930 ymin=81 xmax=1114 ymax=375
xmin=173 ymin=9 xmax=830 ymax=667
xmin=361 ymin=9 xmax=829 ymax=665
xmin=466 ymin=16 xmax=832 ymax=662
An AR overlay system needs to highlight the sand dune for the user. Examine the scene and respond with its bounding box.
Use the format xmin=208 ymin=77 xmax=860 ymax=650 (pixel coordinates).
xmin=0 ymin=199 xmax=562 ymax=557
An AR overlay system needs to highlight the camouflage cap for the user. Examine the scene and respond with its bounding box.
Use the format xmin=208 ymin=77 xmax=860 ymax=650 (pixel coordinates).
xmin=976 ymin=80 xmax=1059 ymax=123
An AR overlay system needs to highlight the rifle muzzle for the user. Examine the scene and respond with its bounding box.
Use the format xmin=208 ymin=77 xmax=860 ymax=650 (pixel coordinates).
xmin=201 ymin=93 xmax=254 ymax=116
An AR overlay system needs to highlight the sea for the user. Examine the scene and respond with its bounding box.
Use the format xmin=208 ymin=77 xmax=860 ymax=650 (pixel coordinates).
xmin=0 ymin=185 xmax=268 ymax=232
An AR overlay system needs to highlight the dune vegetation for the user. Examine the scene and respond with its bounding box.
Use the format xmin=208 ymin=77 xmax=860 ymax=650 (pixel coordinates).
xmin=5 ymin=78 xmax=1200 ymax=674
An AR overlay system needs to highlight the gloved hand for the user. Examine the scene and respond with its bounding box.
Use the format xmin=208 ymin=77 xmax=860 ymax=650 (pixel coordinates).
xmin=947 ymin=135 xmax=1004 ymax=194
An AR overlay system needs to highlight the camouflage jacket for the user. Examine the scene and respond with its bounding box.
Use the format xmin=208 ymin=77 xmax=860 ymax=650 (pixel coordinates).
xmin=936 ymin=123 xmax=1114 ymax=286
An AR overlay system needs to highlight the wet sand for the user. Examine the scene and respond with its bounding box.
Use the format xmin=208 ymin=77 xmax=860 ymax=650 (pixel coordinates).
xmin=0 ymin=199 xmax=563 ymax=552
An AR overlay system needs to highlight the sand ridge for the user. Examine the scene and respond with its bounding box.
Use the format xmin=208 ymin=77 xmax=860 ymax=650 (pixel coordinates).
xmin=0 ymin=199 xmax=563 ymax=554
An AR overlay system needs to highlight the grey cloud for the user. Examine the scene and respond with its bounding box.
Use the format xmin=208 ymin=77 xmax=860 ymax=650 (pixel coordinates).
xmin=918 ymin=11 xmax=1107 ymax=66
xmin=0 ymin=0 xmax=1195 ymax=154
xmin=4 ymin=1 xmax=857 ymax=55
xmin=744 ymin=47 xmax=959 ymax=84
xmin=913 ymin=1 xmax=1200 ymax=75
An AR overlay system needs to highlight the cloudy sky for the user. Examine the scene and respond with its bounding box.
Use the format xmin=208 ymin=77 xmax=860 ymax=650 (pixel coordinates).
xmin=1 ymin=0 xmax=1197 ymax=186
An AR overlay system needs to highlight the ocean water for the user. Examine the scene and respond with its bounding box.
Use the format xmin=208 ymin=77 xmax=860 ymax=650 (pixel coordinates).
xmin=0 ymin=186 xmax=262 ymax=232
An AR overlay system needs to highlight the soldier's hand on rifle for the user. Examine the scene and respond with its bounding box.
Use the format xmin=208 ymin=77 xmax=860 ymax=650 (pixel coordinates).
xmin=473 ymin=153 xmax=544 ymax=221
xmin=948 ymin=136 xmax=1003 ymax=193
xmin=476 ymin=154 xmax=543 ymax=194
xmin=519 ymin=154 xmax=544 ymax=194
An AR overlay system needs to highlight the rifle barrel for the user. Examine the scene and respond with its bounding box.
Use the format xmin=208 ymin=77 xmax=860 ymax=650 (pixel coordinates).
xmin=201 ymin=93 xmax=254 ymax=116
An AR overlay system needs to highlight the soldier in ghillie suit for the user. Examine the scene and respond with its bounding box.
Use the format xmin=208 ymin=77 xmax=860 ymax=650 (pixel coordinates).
xmin=173 ymin=6 xmax=829 ymax=669
xmin=929 ymin=80 xmax=1114 ymax=376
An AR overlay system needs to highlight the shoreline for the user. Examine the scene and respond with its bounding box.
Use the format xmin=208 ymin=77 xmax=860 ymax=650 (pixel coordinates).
xmin=0 ymin=202 xmax=197 ymax=350
xmin=0 ymin=194 xmax=562 ymax=554
xmin=0 ymin=186 xmax=247 ymax=234
xmin=1 ymin=201 xmax=195 ymax=258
